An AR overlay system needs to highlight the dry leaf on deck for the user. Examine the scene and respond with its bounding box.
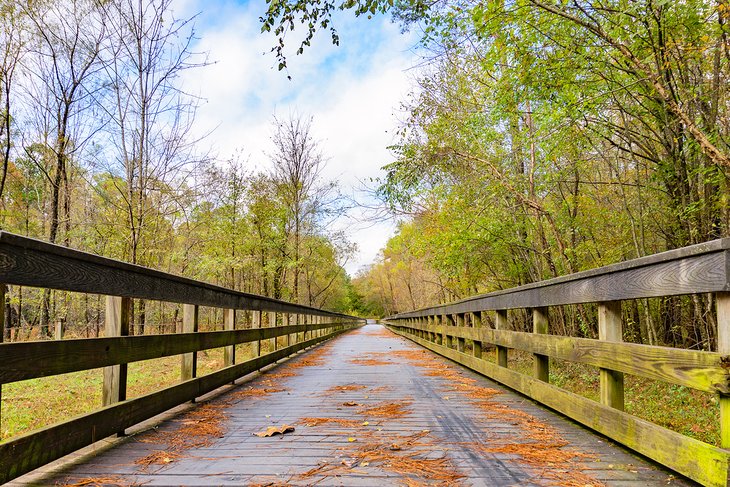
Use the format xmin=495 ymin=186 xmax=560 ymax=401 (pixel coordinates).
xmin=254 ymin=424 xmax=295 ymax=437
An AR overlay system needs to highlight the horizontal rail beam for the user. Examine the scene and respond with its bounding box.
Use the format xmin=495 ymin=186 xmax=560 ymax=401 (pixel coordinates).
xmin=390 ymin=239 xmax=730 ymax=317
xmin=0 ymin=326 xmax=354 ymax=484
xmin=0 ymin=232 xmax=350 ymax=317
xmin=389 ymin=325 xmax=730 ymax=487
xmin=0 ymin=321 xmax=358 ymax=384
xmin=397 ymin=320 xmax=730 ymax=393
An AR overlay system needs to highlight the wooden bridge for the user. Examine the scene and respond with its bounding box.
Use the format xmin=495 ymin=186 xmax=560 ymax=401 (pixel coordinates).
xmin=0 ymin=233 xmax=728 ymax=486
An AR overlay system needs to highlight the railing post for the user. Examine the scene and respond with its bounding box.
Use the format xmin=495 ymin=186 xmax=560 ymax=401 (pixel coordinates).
xmin=103 ymin=296 xmax=130 ymax=410
xmin=181 ymin=304 xmax=199 ymax=382
xmin=54 ymin=320 xmax=64 ymax=340
xmin=444 ymin=315 xmax=454 ymax=348
xmin=532 ymin=307 xmax=549 ymax=382
xmin=0 ymin=284 xmax=4 ymax=431
xmin=456 ymin=313 xmax=465 ymax=352
xmin=599 ymin=301 xmax=624 ymax=410
xmin=471 ymin=312 xmax=483 ymax=359
xmin=717 ymin=292 xmax=730 ymax=448
xmin=495 ymin=310 xmax=509 ymax=367
xmin=284 ymin=312 xmax=291 ymax=346
xmin=268 ymin=311 xmax=277 ymax=351
xmin=224 ymin=308 xmax=235 ymax=367
xmin=253 ymin=310 xmax=262 ymax=357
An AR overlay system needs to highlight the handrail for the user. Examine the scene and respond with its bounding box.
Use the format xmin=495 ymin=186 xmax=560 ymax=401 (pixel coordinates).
xmin=384 ymin=238 xmax=730 ymax=487
xmin=389 ymin=237 xmax=730 ymax=317
xmin=0 ymin=232 xmax=365 ymax=484
xmin=0 ymin=231 xmax=352 ymax=316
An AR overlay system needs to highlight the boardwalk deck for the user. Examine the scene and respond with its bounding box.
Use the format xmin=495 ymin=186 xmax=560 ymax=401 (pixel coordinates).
xmin=29 ymin=324 xmax=693 ymax=486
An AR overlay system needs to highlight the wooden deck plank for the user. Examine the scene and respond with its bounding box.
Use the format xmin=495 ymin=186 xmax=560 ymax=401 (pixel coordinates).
xmin=19 ymin=324 xmax=697 ymax=487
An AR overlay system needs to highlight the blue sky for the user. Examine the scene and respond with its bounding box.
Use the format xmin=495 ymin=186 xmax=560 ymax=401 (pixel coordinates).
xmin=174 ymin=0 xmax=419 ymax=275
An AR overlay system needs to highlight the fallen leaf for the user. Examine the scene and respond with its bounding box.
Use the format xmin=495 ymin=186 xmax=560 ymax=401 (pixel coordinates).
xmin=389 ymin=443 xmax=401 ymax=451
xmin=343 ymin=401 xmax=359 ymax=407
xmin=362 ymin=421 xmax=369 ymax=426
xmin=348 ymin=437 xmax=357 ymax=442
xmin=254 ymin=424 xmax=295 ymax=437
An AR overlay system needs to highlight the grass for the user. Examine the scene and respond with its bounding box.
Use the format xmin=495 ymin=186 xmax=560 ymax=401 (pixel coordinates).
xmin=0 ymin=345 xmax=261 ymax=441
xmin=502 ymin=348 xmax=720 ymax=446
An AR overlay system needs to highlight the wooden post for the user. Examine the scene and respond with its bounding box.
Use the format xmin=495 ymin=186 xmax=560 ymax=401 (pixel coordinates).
xmin=471 ymin=312 xmax=483 ymax=359
xmin=253 ymin=310 xmax=261 ymax=357
xmin=285 ymin=313 xmax=291 ymax=346
xmin=444 ymin=315 xmax=454 ymax=348
xmin=456 ymin=313 xmax=465 ymax=352
xmin=103 ymin=296 xmax=130 ymax=409
xmin=0 ymin=284 xmax=4 ymax=431
xmin=599 ymin=301 xmax=624 ymax=410
xmin=495 ymin=310 xmax=509 ymax=367
xmin=268 ymin=311 xmax=277 ymax=351
xmin=224 ymin=308 xmax=235 ymax=367
xmin=181 ymin=304 xmax=199 ymax=381
xmin=718 ymin=292 xmax=730 ymax=448
xmin=54 ymin=320 xmax=64 ymax=340
xmin=532 ymin=307 xmax=549 ymax=382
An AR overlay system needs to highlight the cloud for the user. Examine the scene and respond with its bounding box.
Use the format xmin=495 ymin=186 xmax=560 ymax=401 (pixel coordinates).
xmin=175 ymin=0 xmax=417 ymax=274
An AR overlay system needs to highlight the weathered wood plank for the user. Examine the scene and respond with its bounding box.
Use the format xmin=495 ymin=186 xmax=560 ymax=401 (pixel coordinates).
xmin=223 ymin=309 xmax=235 ymax=367
xmin=0 ymin=326 xmax=356 ymax=484
xmin=391 ymin=320 xmax=730 ymax=393
xmin=718 ymin=292 xmax=730 ymax=449
xmin=532 ymin=307 xmax=549 ymax=382
xmin=0 ymin=232 xmax=352 ymax=318
xmin=495 ymin=310 xmax=509 ymax=368
xmin=389 ymin=325 xmax=730 ymax=487
xmin=181 ymin=304 xmax=199 ymax=382
xmin=391 ymin=243 xmax=730 ymax=317
xmin=0 ymin=322 xmax=347 ymax=384
xmin=598 ymin=301 xmax=624 ymax=410
xmin=102 ymin=296 xmax=130 ymax=407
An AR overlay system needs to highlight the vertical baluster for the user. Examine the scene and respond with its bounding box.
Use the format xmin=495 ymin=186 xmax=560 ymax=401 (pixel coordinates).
xmin=495 ymin=310 xmax=509 ymax=367
xmin=224 ymin=308 xmax=235 ymax=367
xmin=268 ymin=311 xmax=277 ymax=351
xmin=253 ymin=309 xmax=262 ymax=358
xmin=103 ymin=296 xmax=131 ymax=424
xmin=181 ymin=304 xmax=199 ymax=382
xmin=471 ymin=312 xmax=483 ymax=359
xmin=717 ymin=293 xmax=730 ymax=448
xmin=456 ymin=313 xmax=465 ymax=352
xmin=532 ymin=307 xmax=549 ymax=382
xmin=599 ymin=301 xmax=624 ymax=410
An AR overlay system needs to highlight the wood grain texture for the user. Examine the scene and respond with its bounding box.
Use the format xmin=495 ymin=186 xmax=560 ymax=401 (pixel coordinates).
xmin=0 ymin=322 xmax=353 ymax=384
xmin=598 ymin=301 xmax=624 ymax=410
xmin=0 ymin=325 xmax=357 ymax=484
xmin=102 ymin=296 xmax=130 ymax=407
xmin=389 ymin=245 xmax=730 ymax=318
xmin=389 ymin=325 xmax=730 ymax=487
xmin=495 ymin=310 xmax=509 ymax=368
xmin=718 ymin=292 xmax=730 ymax=449
xmin=532 ymin=307 xmax=549 ymax=382
xmin=224 ymin=309 xmax=235 ymax=367
xmin=0 ymin=232 xmax=354 ymax=319
xmin=390 ymin=319 xmax=730 ymax=393
xmin=181 ymin=304 xmax=199 ymax=382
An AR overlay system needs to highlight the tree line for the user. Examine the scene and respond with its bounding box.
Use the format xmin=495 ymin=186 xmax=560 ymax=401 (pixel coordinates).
xmin=0 ymin=0 xmax=355 ymax=340
xmin=310 ymin=0 xmax=730 ymax=350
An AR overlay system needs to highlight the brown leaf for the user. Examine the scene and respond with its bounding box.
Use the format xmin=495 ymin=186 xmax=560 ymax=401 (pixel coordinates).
xmin=254 ymin=424 xmax=295 ymax=437
xmin=342 ymin=401 xmax=360 ymax=407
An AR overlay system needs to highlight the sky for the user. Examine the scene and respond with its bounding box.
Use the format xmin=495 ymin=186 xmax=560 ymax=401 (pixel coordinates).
xmin=173 ymin=0 xmax=420 ymax=276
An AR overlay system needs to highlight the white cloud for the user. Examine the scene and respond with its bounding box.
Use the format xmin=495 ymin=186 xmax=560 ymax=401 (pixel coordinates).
xmin=175 ymin=0 xmax=418 ymax=274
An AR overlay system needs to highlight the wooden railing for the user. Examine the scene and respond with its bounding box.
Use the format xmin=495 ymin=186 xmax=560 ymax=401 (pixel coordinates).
xmin=384 ymin=238 xmax=730 ymax=487
xmin=0 ymin=232 xmax=364 ymax=484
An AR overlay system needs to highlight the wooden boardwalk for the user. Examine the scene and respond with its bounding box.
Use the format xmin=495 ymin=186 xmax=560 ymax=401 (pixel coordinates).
xmin=37 ymin=324 xmax=693 ymax=486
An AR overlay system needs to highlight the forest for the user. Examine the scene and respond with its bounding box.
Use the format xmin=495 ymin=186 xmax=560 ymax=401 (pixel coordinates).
xmin=0 ymin=0 xmax=356 ymax=340
xmin=335 ymin=0 xmax=730 ymax=350
xmin=1 ymin=0 xmax=729 ymax=352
